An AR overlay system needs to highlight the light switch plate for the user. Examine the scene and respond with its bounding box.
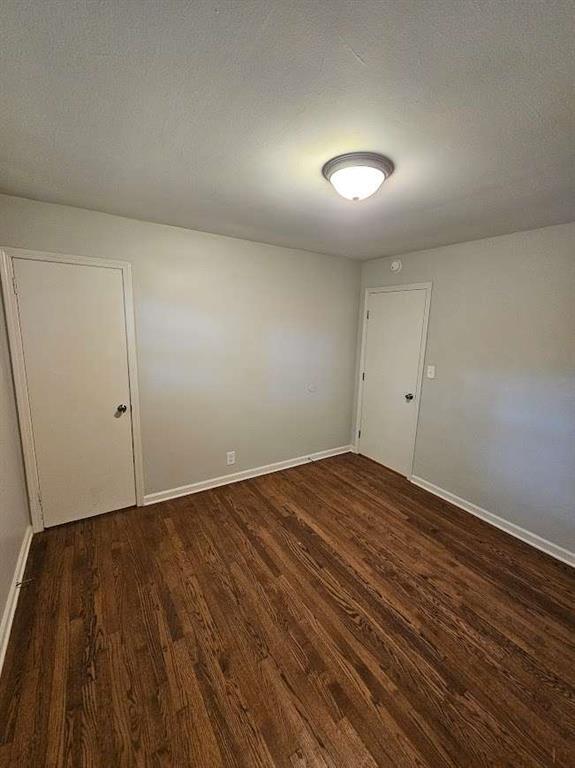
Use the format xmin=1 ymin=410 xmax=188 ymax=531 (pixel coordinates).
xmin=426 ymin=365 xmax=436 ymax=379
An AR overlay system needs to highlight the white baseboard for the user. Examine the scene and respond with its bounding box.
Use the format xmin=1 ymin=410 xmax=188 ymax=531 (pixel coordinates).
xmin=0 ymin=524 xmax=33 ymax=676
xmin=144 ymin=445 xmax=353 ymax=506
xmin=410 ymin=476 xmax=574 ymax=568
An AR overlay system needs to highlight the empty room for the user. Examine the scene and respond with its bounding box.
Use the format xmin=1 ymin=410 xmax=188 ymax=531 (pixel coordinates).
xmin=0 ymin=1 xmax=574 ymax=766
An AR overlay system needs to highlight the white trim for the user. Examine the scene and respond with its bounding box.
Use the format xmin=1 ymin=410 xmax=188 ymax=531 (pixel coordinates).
xmin=354 ymin=282 xmax=432 ymax=479
xmin=0 ymin=525 xmax=33 ymax=676
xmin=0 ymin=247 xmax=145 ymax=531
xmin=0 ymin=247 xmax=131 ymax=271
xmin=0 ymin=251 xmax=43 ymax=531
xmin=411 ymin=475 xmax=574 ymax=568
xmin=144 ymin=445 xmax=353 ymax=505
xmin=120 ymin=265 xmax=145 ymax=506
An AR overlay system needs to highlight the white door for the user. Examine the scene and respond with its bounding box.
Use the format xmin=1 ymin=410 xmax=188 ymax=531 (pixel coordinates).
xmin=13 ymin=257 xmax=137 ymax=526
xmin=359 ymin=288 xmax=428 ymax=476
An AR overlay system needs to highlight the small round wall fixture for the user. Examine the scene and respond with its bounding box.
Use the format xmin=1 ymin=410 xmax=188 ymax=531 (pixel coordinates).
xmin=322 ymin=152 xmax=394 ymax=201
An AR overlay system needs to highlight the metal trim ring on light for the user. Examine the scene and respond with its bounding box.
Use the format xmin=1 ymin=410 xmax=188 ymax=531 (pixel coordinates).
xmin=321 ymin=152 xmax=395 ymax=183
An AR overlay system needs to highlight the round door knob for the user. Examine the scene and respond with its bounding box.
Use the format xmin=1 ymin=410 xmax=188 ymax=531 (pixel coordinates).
xmin=404 ymin=393 xmax=414 ymax=401
xmin=116 ymin=404 xmax=128 ymax=413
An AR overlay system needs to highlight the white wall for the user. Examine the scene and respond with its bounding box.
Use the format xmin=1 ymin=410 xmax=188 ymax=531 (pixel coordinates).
xmin=2 ymin=191 xmax=572 ymax=561
xmin=0 ymin=194 xmax=361 ymax=496
xmin=0 ymin=289 xmax=30 ymax=632
xmin=361 ymin=222 xmax=575 ymax=552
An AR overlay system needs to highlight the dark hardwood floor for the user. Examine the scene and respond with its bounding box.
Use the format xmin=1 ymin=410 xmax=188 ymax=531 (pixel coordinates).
xmin=0 ymin=453 xmax=574 ymax=767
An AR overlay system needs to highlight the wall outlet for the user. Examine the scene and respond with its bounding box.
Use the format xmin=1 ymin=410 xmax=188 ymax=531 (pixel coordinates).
xmin=226 ymin=450 xmax=236 ymax=466
xmin=426 ymin=365 xmax=436 ymax=379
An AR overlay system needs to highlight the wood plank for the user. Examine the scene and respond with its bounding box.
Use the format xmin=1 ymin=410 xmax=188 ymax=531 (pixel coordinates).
xmin=0 ymin=454 xmax=573 ymax=767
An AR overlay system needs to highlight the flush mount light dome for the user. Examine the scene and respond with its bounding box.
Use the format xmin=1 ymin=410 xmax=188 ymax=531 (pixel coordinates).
xmin=322 ymin=152 xmax=394 ymax=201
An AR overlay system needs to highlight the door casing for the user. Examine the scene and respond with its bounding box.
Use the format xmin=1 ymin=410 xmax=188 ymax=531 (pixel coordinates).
xmin=0 ymin=247 xmax=145 ymax=531
xmin=353 ymin=282 xmax=432 ymax=479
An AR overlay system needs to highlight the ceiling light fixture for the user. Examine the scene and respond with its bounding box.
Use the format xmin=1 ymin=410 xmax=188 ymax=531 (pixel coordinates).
xmin=322 ymin=152 xmax=394 ymax=201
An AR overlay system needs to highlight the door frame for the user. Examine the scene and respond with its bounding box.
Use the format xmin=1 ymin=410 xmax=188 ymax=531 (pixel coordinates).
xmin=0 ymin=247 xmax=145 ymax=531
xmin=354 ymin=282 xmax=432 ymax=479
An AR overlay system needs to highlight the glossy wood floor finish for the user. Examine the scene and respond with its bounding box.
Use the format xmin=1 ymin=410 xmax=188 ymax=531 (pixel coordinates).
xmin=1 ymin=454 xmax=574 ymax=767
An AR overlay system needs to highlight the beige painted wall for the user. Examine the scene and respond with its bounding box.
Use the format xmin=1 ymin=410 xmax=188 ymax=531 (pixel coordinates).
xmin=361 ymin=222 xmax=575 ymax=552
xmin=0 ymin=194 xmax=361 ymax=496
xmin=0 ymin=289 xmax=30 ymax=628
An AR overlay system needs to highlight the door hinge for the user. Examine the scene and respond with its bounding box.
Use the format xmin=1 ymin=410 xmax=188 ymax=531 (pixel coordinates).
xmin=358 ymin=429 xmax=362 ymax=439
xmin=366 ymin=310 xmax=370 ymax=319
xmin=37 ymin=491 xmax=43 ymax=510
xmin=12 ymin=275 xmax=18 ymax=295
xmin=362 ymin=372 xmax=365 ymax=381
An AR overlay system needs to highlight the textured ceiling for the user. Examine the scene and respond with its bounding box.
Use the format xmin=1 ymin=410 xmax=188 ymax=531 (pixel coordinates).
xmin=1 ymin=0 xmax=574 ymax=259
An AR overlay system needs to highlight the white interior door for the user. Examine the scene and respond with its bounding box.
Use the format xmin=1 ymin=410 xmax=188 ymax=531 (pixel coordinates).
xmin=359 ymin=288 xmax=428 ymax=476
xmin=13 ymin=257 xmax=137 ymax=526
